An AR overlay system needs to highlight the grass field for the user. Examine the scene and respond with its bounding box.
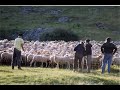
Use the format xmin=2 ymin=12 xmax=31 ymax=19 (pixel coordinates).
xmin=0 ymin=65 xmax=119 ymax=85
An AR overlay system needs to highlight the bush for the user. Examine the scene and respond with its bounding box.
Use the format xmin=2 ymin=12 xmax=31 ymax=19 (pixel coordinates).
xmin=39 ymin=28 xmax=79 ymax=41
xmin=0 ymin=29 xmax=15 ymax=40
xmin=0 ymin=28 xmax=23 ymax=40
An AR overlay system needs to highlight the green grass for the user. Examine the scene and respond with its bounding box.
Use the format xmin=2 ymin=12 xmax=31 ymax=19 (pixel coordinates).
xmin=0 ymin=65 xmax=119 ymax=85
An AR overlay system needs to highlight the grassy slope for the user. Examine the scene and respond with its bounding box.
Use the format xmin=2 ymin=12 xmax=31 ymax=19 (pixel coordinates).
xmin=0 ymin=6 xmax=120 ymax=40
xmin=0 ymin=65 xmax=119 ymax=85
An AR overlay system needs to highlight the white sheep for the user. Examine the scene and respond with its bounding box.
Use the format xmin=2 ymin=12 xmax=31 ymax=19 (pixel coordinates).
xmin=52 ymin=55 xmax=71 ymax=69
xmin=27 ymin=54 xmax=34 ymax=65
xmin=0 ymin=51 xmax=4 ymax=63
xmin=112 ymin=57 xmax=120 ymax=66
xmin=0 ymin=39 xmax=119 ymax=69
xmin=30 ymin=55 xmax=50 ymax=67
xmin=91 ymin=54 xmax=103 ymax=69
xmin=21 ymin=53 xmax=29 ymax=66
xmin=64 ymin=57 xmax=74 ymax=69
xmin=1 ymin=52 xmax=13 ymax=65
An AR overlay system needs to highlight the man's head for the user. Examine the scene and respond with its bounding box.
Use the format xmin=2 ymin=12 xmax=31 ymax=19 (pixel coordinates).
xmin=106 ymin=37 xmax=111 ymax=43
xmin=18 ymin=33 xmax=23 ymax=37
xmin=86 ymin=39 xmax=90 ymax=43
xmin=81 ymin=42 xmax=84 ymax=44
xmin=80 ymin=41 xmax=84 ymax=46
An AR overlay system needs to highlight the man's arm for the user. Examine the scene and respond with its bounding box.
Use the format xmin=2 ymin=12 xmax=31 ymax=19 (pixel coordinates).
xmin=21 ymin=39 xmax=25 ymax=52
xmin=101 ymin=44 xmax=104 ymax=54
xmin=113 ymin=45 xmax=117 ymax=55
xmin=90 ymin=44 xmax=92 ymax=47
xmin=74 ymin=45 xmax=78 ymax=51
xmin=21 ymin=43 xmax=25 ymax=52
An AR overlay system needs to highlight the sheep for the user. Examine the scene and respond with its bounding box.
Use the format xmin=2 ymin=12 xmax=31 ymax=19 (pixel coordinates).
xmin=81 ymin=55 xmax=103 ymax=70
xmin=0 ymin=39 xmax=119 ymax=69
xmin=91 ymin=54 xmax=103 ymax=69
xmin=48 ymin=55 xmax=57 ymax=68
xmin=49 ymin=54 xmax=74 ymax=69
xmin=0 ymin=45 xmax=5 ymax=51
xmin=112 ymin=57 xmax=120 ymax=66
xmin=1 ymin=52 xmax=13 ymax=65
xmin=64 ymin=57 xmax=74 ymax=69
xmin=59 ymin=54 xmax=74 ymax=69
xmin=30 ymin=55 xmax=50 ymax=67
xmin=26 ymin=54 xmax=34 ymax=66
xmin=0 ymin=51 xmax=4 ymax=64
xmin=0 ymin=39 xmax=8 ymax=44
xmin=53 ymin=56 xmax=65 ymax=68
xmin=21 ymin=53 xmax=29 ymax=66
xmin=51 ymin=55 xmax=72 ymax=69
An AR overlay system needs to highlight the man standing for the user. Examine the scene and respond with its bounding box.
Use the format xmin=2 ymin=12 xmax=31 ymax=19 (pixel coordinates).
xmin=12 ymin=33 xmax=25 ymax=70
xmin=74 ymin=41 xmax=85 ymax=72
xmin=101 ymin=37 xmax=117 ymax=74
xmin=85 ymin=39 xmax=92 ymax=73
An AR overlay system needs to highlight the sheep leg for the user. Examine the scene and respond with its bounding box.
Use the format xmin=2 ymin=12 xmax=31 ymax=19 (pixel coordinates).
xmin=30 ymin=61 xmax=33 ymax=67
xmin=71 ymin=64 xmax=74 ymax=70
xmin=45 ymin=62 xmax=47 ymax=68
xmin=66 ymin=62 xmax=69 ymax=69
xmin=56 ymin=63 xmax=59 ymax=68
xmin=68 ymin=63 xmax=71 ymax=69
xmin=25 ymin=56 xmax=27 ymax=66
xmin=51 ymin=61 xmax=54 ymax=68
xmin=34 ymin=62 xmax=36 ymax=67
xmin=66 ymin=63 xmax=68 ymax=69
xmin=25 ymin=59 xmax=27 ymax=66
xmin=91 ymin=62 xmax=93 ymax=70
xmin=47 ymin=61 xmax=49 ymax=67
xmin=61 ymin=63 xmax=64 ymax=69
xmin=81 ymin=59 xmax=84 ymax=72
xmin=66 ymin=62 xmax=70 ymax=69
xmin=41 ymin=62 xmax=43 ymax=68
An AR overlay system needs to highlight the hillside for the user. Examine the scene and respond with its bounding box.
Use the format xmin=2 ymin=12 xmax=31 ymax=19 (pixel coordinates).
xmin=0 ymin=6 xmax=120 ymax=41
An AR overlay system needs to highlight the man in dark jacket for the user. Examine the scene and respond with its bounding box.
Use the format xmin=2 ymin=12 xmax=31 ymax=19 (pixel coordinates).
xmin=101 ymin=37 xmax=117 ymax=74
xmin=74 ymin=41 xmax=85 ymax=72
xmin=85 ymin=39 xmax=92 ymax=73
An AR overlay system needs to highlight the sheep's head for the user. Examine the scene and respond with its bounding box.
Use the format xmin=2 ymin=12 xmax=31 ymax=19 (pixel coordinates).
xmin=98 ymin=54 xmax=102 ymax=59
xmin=98 ymin=55 xmax=102 ymax=59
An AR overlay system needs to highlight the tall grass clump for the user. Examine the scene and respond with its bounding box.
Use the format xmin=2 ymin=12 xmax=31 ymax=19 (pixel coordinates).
xmin=39 ymin=28 xmax=79 ymax=41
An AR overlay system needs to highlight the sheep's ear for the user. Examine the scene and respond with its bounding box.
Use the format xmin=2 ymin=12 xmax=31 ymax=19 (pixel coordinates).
xmin=100 ymin=55 xmax=102 ymax=58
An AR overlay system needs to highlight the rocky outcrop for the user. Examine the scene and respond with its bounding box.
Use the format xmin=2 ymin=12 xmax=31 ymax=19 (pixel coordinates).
xmin=22 ymin=28 xmax=54 ymax=41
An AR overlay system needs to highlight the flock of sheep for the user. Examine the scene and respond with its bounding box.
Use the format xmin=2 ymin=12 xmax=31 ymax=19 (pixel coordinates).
xmin=0 ymin=39 xmax=120 ymax=70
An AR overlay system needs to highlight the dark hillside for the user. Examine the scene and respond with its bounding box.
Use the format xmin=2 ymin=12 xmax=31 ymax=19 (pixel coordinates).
xmin=0 ymin=6 xmax=120 ymax=41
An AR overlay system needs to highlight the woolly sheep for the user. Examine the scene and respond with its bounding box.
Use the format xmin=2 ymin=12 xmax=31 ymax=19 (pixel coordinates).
xmin=1 ymin=52 xmax=13 ymax=65
xmin=91 ymin=55 xmax=103 ymax=69
xmin=112 ymin=57 xmax=120 ymax=66
xmin=30 ymin=55 xmax=50 ymax=67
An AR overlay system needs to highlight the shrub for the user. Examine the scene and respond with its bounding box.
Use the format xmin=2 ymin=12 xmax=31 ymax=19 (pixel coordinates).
xmin=0 ymin=28 xmax=23 ymax=40
xmin=39 ymin=28 xmax=79 ymax=41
